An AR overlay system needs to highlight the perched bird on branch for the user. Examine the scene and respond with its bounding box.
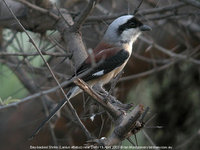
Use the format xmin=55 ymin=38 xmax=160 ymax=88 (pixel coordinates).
xmin=31 ymin=15 xmax=151 ymax=138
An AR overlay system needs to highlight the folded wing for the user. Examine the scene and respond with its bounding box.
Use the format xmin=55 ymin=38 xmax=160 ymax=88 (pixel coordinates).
xmin=75 ymin=47 xmax=130 ymax=81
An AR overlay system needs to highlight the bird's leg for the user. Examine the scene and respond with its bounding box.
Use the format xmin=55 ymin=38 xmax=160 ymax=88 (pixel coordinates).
xmin=93 ymin=85 xmax=133 ymax=111
xmin=93 ymin=85 xmax=111 ymax=103
xmin=93 ymin=84 xmax=123 ymax=103
xmin=93 ymin=84 xmax=108 ymax=95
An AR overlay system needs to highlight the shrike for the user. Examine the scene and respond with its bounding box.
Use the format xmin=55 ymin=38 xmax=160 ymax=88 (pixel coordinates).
xmin=31 ymin=15 xmax=151 ymax=138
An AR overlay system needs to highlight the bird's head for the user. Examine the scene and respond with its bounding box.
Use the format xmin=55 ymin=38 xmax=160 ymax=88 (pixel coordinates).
xmin=103 ymin=15 xmax=151 ymax=46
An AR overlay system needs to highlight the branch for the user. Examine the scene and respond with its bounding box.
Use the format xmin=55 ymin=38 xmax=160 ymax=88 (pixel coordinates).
xmin=119 ymin=61 xmax=175 ymax=82
xmin=138 ymin=2 xmax=185 ymax=15
xmin=74 ymin=78 xmax=149 ymax=146
xmin=17 ymin=0 xmax=59 ymax=20
xmin=0 ymin=0 xmax=27 ymax=21
xmin=139 ymin=36 xmax=200 ymax=65
xmin=133 ymin=0 xmax=144 ymax=15
xmin=0 ymin=51 xmax=70 ymax=57
xmin=182 ymin=0 xmax=200 ymax=9
xmin=0 ymin=0 xmax=56 ymax=32
xmin=18 ymin=61 xmax=106 ymax=103
xmin=2 ymin=0 xmax=92 ymax=140
xmin=86 ymin=3 xmax=186 ymax=22
xmin=90 ymin=105 xmax=145 ymax=146
xmin=74 ymin=78 xmax=122 ymax=120
xmin=143 ymin=12 xmax=200 ymax=21
xmin=55 ymin=10 xmax=88 ymax=68
xmin=71 ymin=0 xmax=97 ymax=31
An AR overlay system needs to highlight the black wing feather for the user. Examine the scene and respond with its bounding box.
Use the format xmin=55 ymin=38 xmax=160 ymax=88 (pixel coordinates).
xmin=76 ymin=50 xmax=129 ymax=81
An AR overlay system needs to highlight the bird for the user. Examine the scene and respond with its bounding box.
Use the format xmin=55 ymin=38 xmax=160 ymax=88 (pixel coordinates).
xmin=30 ymin=15 xmax=151 ymax=138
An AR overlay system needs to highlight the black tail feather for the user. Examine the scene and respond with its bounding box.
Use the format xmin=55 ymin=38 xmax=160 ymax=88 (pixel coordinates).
xmin=29 ymin=92 xmax=72 ymax=140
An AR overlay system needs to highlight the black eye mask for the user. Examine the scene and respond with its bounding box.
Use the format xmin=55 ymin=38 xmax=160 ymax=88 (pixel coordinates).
xmin=117 ymin=17 xmax=143 ymax=35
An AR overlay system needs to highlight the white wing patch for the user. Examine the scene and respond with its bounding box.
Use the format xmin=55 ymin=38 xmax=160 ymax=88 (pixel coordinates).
xmin=92 ymin=70 xmax=104 ymax=76
xmin=90 ymin=114 xmax=96 ymax=122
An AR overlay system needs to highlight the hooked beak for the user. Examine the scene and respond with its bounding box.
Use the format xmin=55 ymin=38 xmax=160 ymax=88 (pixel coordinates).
xmin=140 ymin=24 xmax=152 ymax=31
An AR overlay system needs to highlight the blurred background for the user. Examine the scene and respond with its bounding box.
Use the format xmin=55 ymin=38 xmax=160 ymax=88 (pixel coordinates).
xmin=0 ymin=0 xmax=200 ymax=149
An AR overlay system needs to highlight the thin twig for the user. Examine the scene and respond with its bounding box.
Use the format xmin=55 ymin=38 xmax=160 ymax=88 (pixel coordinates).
xmin=18 ymin=0 xmax=59 ymax=20
xmin=71 ymin=0 xmax=97 ymax=31
xmin=41 ymin=98 xmax=58 ymax=146
xmin=139 ymin=36 xmax=200 ymax=65
xmin=119 ymin=61 xmax=175 ymax=82
xmin=55 ymin=4 xmax=71 ymax=27
xmin=74 ymin=78 xmax=122 ymax=120
xmin=0 ymin=51 xmax=70 ymax=57
xmin=175 ymin=129 xmax=200 ymax=149
xmin=134 ymin=134 xmax=138 ymax=146
xmin=2 ymin=32 xmax=17 ymax=50
xmin=133 ymin=0 xmax=144 ymax=15
xmin=182 ymin=0 xmax=200 ymax=9
xmin=139 ymin=107 xmax=150 ymax=122
xmin=86 ymin=3 xmax=186 ymax=22
xmin=17 ymin=61 xmax=104 ymax=103
xmin=2 ymin=0 xmax=92 ymax=140
xmin=142 ymin=130 xmax=158 ymax=148
xmin=99 ymin=105 xmax=144 ymax=146
xmin=127 ymin=137 xmax=136 ymax=146
xmin=134 ymin=53 xmax=170 ymax=64
xmin=108 ymin=70 xmax=124 ymax=96
xmin=5 ymin=60 xmax=175 ymax=104
xmin=138 ymin=2 xmax=185 ymax=15
xmin=145 ymin=114 xmax=157 ymax=126
xmin=98 ymin=115 xmax=106 ymax=138
xmin=143 ymin=12 xmax=200 ymax=22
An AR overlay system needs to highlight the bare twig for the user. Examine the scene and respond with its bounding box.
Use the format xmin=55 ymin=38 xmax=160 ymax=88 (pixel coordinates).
xmin=142 ymin=130 xmax=158 ymax=148
xmin=133 ymin=0 xmax=144 ymax=15
xmin=71 ymin=0 xmax=97 ymax=31
xmin=139 ymin=107 xmax=150 ymax=122
xmin=2 ymin=32 xmax=17 ymax=50
xmin=127 ymin=137 xmax=136 ymax=146
xmin=98 ymin=115 xmax=106 ymax=138
xmin=134 ymin=53 xmax=170 ymax=64
xmin=99 ymin=105 xmax=144 ymax=146
xmin=175 ymin=129 xmax=200 ymax=149
xmin=182 ymin=0 xmax=200 ymax=9
xmin=139 ymin=36 xmax=200 ymax=65
xmin=108 ymin=71 xmax=124 ymax=96
xmin=18 ymin=0 xmax=59 ymax=20
xmin=119 ymin=61 xmax=175 ymax=82
xmin=5 ymin=59 xmax=175 ymax=105
xmin=86 ymin=3 xmax=186 ymax=22
xmin=17 ymin=61 xmax=104 ymax=103
xmin=2 ymin=0 xmax=92 ymax=140
xmin=40 ymin=98 xmax=58 ymax=146
xmin=74 ymin=78 xmax=122 ymax=120
xmin=19 ymin=83 xmax=65 ymax=102
xmin=87 ymin=11 xmax=196 ymax=23
xmin=0 ymin=51 xmax=69 ymax=57
xmin=87 ymin=13 xmax=126 ymax=22
xmin=139 ymin=2 xmax=185 ymax=15
xmin=144 ymin=12 xmax=200 ymax=21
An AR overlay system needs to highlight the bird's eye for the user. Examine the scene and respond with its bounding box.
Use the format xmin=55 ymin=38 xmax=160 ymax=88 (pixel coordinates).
xmin=129 ymin=22 xmax=136 ymax=27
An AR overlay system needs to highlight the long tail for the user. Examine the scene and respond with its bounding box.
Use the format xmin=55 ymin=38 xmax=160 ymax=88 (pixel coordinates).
xmin=29 ymin=86 xmax=80 ymax=140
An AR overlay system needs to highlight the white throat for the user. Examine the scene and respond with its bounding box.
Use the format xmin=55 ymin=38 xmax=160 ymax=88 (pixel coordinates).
xmin=120 ymin=29 xmax=141 ymax=54
xmin=121 ymin=29 xmax=141 ymax=44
